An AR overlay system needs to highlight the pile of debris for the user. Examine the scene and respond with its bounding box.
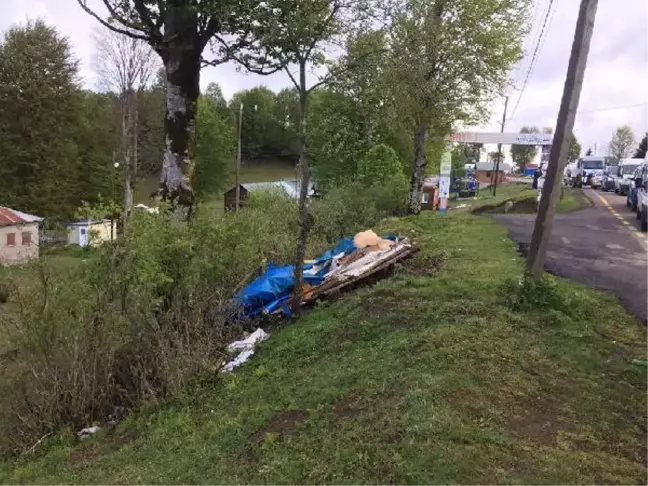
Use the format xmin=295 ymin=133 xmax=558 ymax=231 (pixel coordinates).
xmin=237 ymin=229 xmax=416 ymax=317
xmin=221 ymin=230 xmax=416 ymax=372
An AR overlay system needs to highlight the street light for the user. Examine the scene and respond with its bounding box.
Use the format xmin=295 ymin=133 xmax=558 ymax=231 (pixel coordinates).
xmin=111 ymin=161 xmax=120 ymax=240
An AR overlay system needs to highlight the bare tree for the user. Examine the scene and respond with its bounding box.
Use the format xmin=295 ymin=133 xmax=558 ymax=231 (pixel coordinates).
xmin=94 ymin=27 xmax=159 ymax=228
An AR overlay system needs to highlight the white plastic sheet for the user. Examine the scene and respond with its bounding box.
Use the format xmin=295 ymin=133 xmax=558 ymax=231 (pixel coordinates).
xmin=222 ymin=328 xmax=270 ymax=373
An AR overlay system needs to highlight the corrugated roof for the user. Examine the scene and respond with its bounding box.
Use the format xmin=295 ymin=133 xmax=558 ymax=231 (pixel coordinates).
xmin=240 ymin=180 xmax=315 ymax=199
xmin=0 ymin=207 xmax=43 ymax=226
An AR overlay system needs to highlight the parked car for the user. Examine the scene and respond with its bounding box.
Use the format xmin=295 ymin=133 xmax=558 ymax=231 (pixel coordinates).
xmin=615 ymin=158 xmax=643 ymax=195
xmin=635 ymin=163 xmax=647 ymax=232
xmin=626 ymin=167 xmax=641 ymax=211
xmin=572 ymin=156 xmax=605 ymax=187
xmin=601 ymin=166 xmax=618 ymax=192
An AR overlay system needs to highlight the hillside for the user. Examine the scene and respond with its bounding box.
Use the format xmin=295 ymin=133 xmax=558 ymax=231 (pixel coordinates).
xmin=3 ymin=205 xmax=646 ymax=484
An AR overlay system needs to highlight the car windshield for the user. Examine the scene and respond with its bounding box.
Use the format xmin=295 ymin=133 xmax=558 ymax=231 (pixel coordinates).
xmin=620 ymin=164 xmax=640 ymax=175
xmin=605 ymin=167 xmax=617 ymax=175
xmin=582 ymin=159 xmax=605 ymax=169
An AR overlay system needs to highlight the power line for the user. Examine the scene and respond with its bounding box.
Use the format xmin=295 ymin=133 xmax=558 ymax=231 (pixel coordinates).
xmin=577 ymin=102 xmax=648 ymax=114
xmin=510 ymin=0 xmax=558 ymax=121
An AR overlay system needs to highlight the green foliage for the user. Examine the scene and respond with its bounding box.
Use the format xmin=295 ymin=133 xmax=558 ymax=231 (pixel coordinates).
xmin=633 ymin=133 xmax=647 ymax=159
xmin=510 ymin=126 xmax=540 ymax=166
xmin=196 ymin=94 xmax=236 ymax=197
xmin=4 ymin=206 xmax=645 ymax=484
xmin=357 ymin=144 xmax=406 ymax=187
xmin=608 ymin=125 xmax=635 ymax=162
xmin=0 ymin=20 xmax=81 ymax=218
xmin=567 ymin=133 xmax=582 ymax=163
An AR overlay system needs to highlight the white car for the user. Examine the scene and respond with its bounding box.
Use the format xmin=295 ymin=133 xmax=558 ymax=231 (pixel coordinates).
xmin=573 ymin=156 xmax=605 ymax=187
xmin=615 ymin=159 xmax=643 ymax=195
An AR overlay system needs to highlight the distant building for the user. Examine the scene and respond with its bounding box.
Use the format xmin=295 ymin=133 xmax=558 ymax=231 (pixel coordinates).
xmin=67 ymin=220 xmax=117 ymax=248
xmin=474 ymin=162 xmax=511 ymax=185
xmin=0 ymin=207 xmax=43 ymax=265
xmin=224 ymin=180 xmax=317 ymax=211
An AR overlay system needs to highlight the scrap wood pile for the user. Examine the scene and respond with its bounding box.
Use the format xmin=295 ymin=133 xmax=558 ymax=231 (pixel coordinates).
xmin=237 ymin=230 xmax=417 ymax=318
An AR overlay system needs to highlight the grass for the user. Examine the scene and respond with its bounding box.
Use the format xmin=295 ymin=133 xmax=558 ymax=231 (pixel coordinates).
xmin=2 ymin=201 xmax=646 ymax=484
xmin=467 ymin=184 xmax=591 ymax=215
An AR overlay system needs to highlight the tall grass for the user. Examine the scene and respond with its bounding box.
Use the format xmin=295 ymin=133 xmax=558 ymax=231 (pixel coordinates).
xmin=0 ymin=180 xmax=407 ymax=456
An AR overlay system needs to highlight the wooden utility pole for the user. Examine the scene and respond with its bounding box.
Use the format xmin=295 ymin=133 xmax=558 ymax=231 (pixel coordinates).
xmin=527 ymin=0 xmax=598 ymax=279
xmin=492 ymin=96 xmax=509 ymax=196
xmin=235 ymin=102 xmax=243 ymax=211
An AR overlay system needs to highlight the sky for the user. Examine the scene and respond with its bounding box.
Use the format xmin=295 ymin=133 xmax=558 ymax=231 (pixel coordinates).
xmin=2 ymin=0 xmax=647 ymax=161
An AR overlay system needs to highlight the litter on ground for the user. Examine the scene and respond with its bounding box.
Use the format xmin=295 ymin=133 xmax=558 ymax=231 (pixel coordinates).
xmin=237 ymin=229 xmax=416 ymax=318
xmin=77 ymin=426 xmax=100 ymax=439
xmin=222 ymin=329 xmax=270 ymax=373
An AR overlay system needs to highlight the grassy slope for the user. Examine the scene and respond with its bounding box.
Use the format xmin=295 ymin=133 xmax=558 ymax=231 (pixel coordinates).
xmin=3 ymin=193 xmax=647 ymax=484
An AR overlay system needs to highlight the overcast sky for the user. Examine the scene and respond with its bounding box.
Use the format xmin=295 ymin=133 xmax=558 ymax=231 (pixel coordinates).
xmin=3 ymin=0 xmax=647 ymax=160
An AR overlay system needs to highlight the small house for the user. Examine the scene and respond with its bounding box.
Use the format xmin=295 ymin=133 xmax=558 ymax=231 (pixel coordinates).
xmin=0 ymin=207 xmax=43 ymax=265
xmin=224 ymin=180 xmax=316 ymax=211
xmin=67 ymin=220 xmax=117 ymax=248
xmin=475 ymin=162 xmax=511 ymax=185
xmin=421 ymin=178 xmax=439 ymax=211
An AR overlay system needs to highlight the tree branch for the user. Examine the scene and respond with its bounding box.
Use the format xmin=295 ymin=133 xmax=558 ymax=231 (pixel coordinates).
xmin=133 ymin=0 xmax=162 ymax=42
xmin=284 ymin=66 xmax=300 ymax=91
xmin=76 ymin=0 xmax=151 ymax=41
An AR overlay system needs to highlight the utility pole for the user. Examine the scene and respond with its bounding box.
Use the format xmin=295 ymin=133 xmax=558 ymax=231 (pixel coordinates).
xmin=527 ymin=0 xmax=598 ymax=279
xmin=492 ymin=96 xmax=509 ymax=196
xmin=235 ymin=102 xmax=243 ymax=211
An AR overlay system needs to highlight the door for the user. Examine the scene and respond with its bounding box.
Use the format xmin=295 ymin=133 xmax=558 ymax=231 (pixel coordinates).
xmin=79 ymin=227 xmax=87 ymax=247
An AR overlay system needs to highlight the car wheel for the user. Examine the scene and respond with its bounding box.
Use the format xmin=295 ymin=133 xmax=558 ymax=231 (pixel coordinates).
xmin=614 ymin=188 xmax=619 ymax=194
xmin=642 ymin=208 xmax=648 ymax=232
xmin=632 ymin=200 xmax=637 ymax=211
xmin=636 ymin=208 xmax=641 ymax=220
xmin=627 ymin=197 xmax=631 ymax=207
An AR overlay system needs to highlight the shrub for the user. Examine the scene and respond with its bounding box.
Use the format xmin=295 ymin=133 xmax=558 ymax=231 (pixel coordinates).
xmin=357 ymin=143 xmax=407 ymax=187
xmin=0 ymin=181 xmax=407 ymax=456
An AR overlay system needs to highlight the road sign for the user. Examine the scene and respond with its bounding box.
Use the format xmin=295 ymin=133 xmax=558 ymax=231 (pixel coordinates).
xmin=450 ymin=132 xmax=553 ymax=146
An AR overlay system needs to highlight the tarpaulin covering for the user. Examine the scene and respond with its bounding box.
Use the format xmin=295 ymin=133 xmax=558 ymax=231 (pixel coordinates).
xmin=236 ymin=233 xmax=403 ymax=317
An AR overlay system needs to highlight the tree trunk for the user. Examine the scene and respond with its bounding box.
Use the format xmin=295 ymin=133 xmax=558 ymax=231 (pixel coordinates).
xmin=290 ymin=60 xmax=311 ymax=316
xmin=122 ymin=90 xmax=133 ymax=232
xmin=156 ymin=6 xmax=201 ymax=216
xmin=408 ymin=122 xmax=429 ymax=214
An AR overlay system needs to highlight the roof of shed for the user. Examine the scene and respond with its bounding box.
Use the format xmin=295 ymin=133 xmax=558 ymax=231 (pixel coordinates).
xmin=0 ymin=207 xmax=43 ymax=226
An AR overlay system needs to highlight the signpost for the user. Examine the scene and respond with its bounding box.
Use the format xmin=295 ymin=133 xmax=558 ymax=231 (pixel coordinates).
xmin=438 ymin=145 xmax=452 ymax=214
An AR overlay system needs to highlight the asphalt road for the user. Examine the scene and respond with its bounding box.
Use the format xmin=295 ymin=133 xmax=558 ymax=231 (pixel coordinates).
xmin=494 ymin=188 xmax=647 ymax=322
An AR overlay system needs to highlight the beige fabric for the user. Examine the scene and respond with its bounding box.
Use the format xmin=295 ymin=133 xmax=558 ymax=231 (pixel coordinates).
xmin=353 ymin=230 xmax=394 ymax=250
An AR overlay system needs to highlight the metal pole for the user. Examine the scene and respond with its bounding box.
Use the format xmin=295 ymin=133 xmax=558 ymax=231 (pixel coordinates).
xmin=111 ymin=153 xmax=115 ymax=241
xmin=527 ymin=0 xmax=598 ymax=279
xmin=235 ymin=102 xmax=243 ymax=211
xmin=493 ymin=96 xmax=509 ymax=197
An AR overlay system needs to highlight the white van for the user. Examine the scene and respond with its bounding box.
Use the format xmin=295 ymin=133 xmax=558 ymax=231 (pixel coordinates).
xmin=573 ymin=156 xmax=605 ymax=187
xmin=615 ymin=158 xmax=643 ymax=195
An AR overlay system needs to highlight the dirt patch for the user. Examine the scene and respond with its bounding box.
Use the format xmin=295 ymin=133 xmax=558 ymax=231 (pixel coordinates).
xmin=332 ymin=388 xmax=404 ymax=424
xmin=505 ymin=399 xmax=565 ymax=445
xmin=68 ymin=444 xmax=101 ymax=466
xmin=250 ymin=410 xmax=309 ymax=444
xmin=399 ymin=253 xmax=447 ymax=276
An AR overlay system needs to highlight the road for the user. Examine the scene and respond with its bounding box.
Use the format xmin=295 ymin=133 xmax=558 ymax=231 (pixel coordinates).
xmin=494 ymin=188 xmax=647 ymax=322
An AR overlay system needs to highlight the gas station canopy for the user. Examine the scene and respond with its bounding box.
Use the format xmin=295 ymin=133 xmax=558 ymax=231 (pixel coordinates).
xmin=450 ymin=132 xmax=553 ymax=146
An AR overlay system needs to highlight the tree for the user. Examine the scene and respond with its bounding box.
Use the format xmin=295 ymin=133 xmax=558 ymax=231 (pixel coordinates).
xmin=385 ymin=0 xmax=530 ymax=214
xmin=0 ymin=21 xmax=82 ymax=218
xmin=567 ymin=133 xmax=582 ymax=163
xmin=230 ymin=87 xmax=281 ymax=160
xmin=357 ymin=144 xmax=406 ymax=186
xmin=608 ymin=125 xmax=635 ymax=162
xmin=633 ymin=133 xmax=647 ymax=159
xmin=233 ymin=0 xmax=372 ymax=313
xmin=93 ymin=27 xmax=159 ymax=227
xmin=195 ymin=93 xmax=236 ymax=198
xmin=76 ymin=0 xmax=247 ymax=214
xmin=510 ymin=126 xmax=540 ymax=167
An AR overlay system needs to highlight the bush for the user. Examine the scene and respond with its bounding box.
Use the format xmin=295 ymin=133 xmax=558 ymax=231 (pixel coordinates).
xmin=357 ymin=143 xmax=407 ymax=187
xmin=0 ymin=181 xmax=407 ymax=456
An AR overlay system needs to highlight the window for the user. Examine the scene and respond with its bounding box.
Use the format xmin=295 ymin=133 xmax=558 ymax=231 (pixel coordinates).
xmin=6 ymin=232 xmax=16 ymax=246
xmin=80 ymin=228 xmax=86 ymax=235
xmin=421 ymin=193 xmax=430 ymax=204
xmin=22 ymin=231 xmax=31 ymax=246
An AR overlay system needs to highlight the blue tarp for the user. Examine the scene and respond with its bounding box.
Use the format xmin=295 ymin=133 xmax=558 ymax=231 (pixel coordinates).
xmin=236 ymin=235 xmax=396 ymax=317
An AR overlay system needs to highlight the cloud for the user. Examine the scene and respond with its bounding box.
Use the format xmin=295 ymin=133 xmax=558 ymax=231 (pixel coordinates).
xmin=2 ymin=0 xmax=647 ymax=158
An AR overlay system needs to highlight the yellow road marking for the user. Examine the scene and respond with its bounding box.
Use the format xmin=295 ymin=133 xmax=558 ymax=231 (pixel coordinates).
xmin=595 ymin=192 xmax=647 ymax=243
